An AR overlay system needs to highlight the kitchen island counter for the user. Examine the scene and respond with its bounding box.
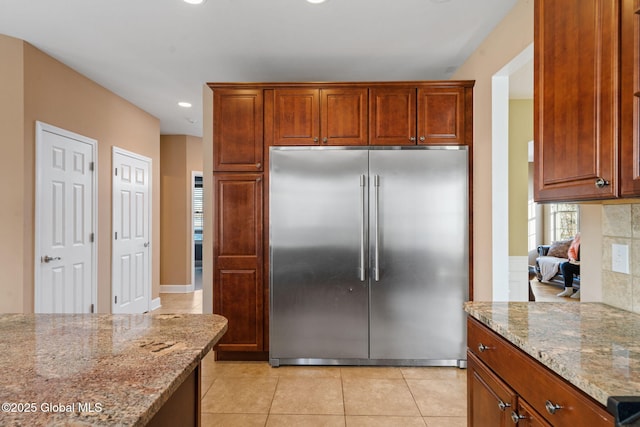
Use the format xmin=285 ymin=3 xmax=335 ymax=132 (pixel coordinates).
xmin=464 ymin=302 xmax=640 ymax=408
xmin=0 ymin=313 xmax=227 ymax=426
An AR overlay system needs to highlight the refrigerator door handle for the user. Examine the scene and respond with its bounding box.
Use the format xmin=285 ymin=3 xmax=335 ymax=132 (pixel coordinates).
xmin=374 ymin=174 xmax=380 ymax=281
xmin=359 ymin=174 xmax=366 ymax=281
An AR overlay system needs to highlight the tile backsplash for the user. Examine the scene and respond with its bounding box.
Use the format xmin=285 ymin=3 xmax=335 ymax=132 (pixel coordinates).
xmin=602 ymin=204 xmax=640 ymax=313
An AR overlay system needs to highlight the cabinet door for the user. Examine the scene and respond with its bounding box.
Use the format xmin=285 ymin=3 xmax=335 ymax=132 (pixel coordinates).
xmin=369 ymin=87 xmax=417 ymax=145
xmin=620 ymin=0 xmax=640 ymax=196
xmin=534 ymin=0 xmax=619 ymax=201
xmin=468 ymin=352 xmax=517 ymax=427
xmin=213 ymin=89 xmax=263 ymax=172
xmin=273 ymin=89 xmax=320 ymax=145
xmin=417 ymin=86 xmax=465 ymax=145
xmin=512 ymin=400 xmax=552 ymax=427
xmin=321 ymin=88 xmax=368 ymax=145
xmin=213 ymin=174 xmax=263 ymax=352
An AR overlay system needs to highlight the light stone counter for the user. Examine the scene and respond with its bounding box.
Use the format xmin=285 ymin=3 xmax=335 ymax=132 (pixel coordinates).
xmin=464 ymin=302 xmax=640 ymax=407
xmin=0 ymin=313 xmax=227 ymax=426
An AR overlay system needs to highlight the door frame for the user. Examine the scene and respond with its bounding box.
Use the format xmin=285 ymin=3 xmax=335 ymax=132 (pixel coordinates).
xmin=491 ymin=43 xmax=533 ymax=302
xmin=111 ymin=146 xmax=152 ymax=313
xmin=34 ymin=121 xmax=98 ymax=312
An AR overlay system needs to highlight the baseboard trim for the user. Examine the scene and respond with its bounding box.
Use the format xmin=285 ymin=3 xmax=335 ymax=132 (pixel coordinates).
xmin=160 ymin=284 xmax=195 ymax=293
xmin=150 ymin=297 xmax=162 ymax=311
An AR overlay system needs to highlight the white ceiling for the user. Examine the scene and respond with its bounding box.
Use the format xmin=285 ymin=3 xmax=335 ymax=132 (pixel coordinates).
xmin=0 ymin=0 xmax=521 ymax=137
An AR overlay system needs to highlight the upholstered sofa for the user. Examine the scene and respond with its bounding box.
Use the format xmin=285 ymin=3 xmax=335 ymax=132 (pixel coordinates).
xmin=534 ymin=242 xmax=580 ymax=288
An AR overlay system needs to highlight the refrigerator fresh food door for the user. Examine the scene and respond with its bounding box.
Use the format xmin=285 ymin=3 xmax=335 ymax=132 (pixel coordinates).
xmin=270 ymin=148 xmax=370 ymax=362
xmin=369 ymin=147 xmax=468 ymax=361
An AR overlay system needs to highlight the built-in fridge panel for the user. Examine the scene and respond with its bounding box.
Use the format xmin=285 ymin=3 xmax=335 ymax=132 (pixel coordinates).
xmin=269 ymin=148 xmax=370 ymax=361
xmin=270 ymin=146 xmax=468 ymax=367
xmin=368 ymin=148 xmax=468 ymax=362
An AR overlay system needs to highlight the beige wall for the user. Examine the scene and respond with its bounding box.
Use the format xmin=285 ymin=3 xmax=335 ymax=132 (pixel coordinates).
xmin=0 ymin=35 xmax=26 ymax=312
xmin=160 ymin=135 xmax=202 ymax=287
xmin=0 ymin=35 xmax=160 ymax=313
xmin=509 ymin=99 xmax=533 ymax=256
xmin=452 ymin=0 xmax=534 ymax=300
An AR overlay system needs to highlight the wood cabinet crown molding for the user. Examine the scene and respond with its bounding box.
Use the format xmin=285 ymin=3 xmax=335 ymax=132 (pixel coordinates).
xmin=208 ymin=80 xmax=475 ymax=90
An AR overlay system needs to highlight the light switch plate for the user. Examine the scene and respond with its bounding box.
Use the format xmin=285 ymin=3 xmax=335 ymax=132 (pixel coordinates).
xmin=612 ymin=244 xmax=630 ymax=274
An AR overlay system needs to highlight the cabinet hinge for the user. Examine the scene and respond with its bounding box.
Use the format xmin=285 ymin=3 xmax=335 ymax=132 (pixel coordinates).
xmin=115 ymin=232 xmax=118 ymax=240
xmin=90 ymin=303 xmax=94 ymax=313
xmin=115 ymin=296 xmax=118 ymax=304
xmin=90 ymin=233 xmax=94 ymax=243
xmin=115 ymin=167 xmax=118 ymax=176
xmin=89 ymin=161 xmax=94 ymax=171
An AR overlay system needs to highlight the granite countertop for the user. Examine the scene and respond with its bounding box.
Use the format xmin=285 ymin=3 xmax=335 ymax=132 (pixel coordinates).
xmin=464 ymin=302 xmax=640 ymax=407
xmin=0 ymin=313 xmax=228 ymax=426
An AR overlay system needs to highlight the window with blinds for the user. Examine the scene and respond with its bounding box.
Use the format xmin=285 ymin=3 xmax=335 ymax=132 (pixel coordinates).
xmin=193 ymin=176 xmax=203 ymax=240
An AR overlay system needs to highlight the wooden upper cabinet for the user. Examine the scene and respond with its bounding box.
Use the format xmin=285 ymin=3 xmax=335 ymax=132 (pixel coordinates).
xmin=418 ymin=86 xmax=465 ymax=145
xmin=620 ymin=0 xmax=640 ymax=196
xmin=369 ymin=87 xmax=417 ymax=145
xmin=370 ymin=86 xmax=466 ymax=146
xmin=213 ymin=89 xmax=263 ymax=172
xmin=273 ymin=88 xmax=368 ymax=145
xmin=273 ymin=89 xmax=320 ymax=145
xmin=321 ymin=88 xmax=368 ymax=145
xmin=534 ymin=0 xmax=619 ymax=201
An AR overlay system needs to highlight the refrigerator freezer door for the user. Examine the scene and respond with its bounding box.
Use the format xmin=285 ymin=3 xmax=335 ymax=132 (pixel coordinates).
xmin=270 ymin=148 xmax=369 ymax=361
xmin=369 ymin=148 xmax=468 ymax=361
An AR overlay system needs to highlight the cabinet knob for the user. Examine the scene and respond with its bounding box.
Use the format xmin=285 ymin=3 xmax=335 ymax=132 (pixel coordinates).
xmin=256 ymin=162 xmax=261 ymax=169
xmin=323 ymin=137 xmax=328 ymax=144
xmin=419 ymin=136 xmax=426 ymax=142
xmin=478 ymin=343 xmax=490 ymax=352
xmin=545 ymin=400 xmax=563 ymax=415
xmin=409 ymin=137 xmax=416 ymax=142
xmin=313 ymin=137 xmax=319 ymax=143
xmin=498 ymin=400 xmax=511 ymax=411
xmin=511 ymin=411 xmax=526 ymax=424
xmin=595 ymin=177 xmax=610 ymax=188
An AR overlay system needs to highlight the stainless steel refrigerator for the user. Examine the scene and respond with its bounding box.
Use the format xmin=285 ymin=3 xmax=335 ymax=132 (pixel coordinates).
xmin=269 ymin=146 xmax=468 ymax=367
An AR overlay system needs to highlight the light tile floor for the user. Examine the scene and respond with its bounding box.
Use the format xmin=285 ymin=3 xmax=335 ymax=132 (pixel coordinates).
xmin=155 ymin=291 xmax=468 ymax=427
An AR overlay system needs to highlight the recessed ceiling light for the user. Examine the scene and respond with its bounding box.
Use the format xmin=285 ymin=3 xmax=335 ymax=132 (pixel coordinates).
xmin=178 ymin=101 xmax=192 ymax=108
xmin=183 ymin=0 xmax=206 ymax=5
xmin=306 ymin=0 xmax=328 ymax=4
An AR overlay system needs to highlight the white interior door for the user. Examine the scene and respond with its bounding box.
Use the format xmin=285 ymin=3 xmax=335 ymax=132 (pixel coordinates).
xmin=112 ymin=147 xmax=151 ymax=314
xmin=35 ymin=122 xmax=97 ymax=313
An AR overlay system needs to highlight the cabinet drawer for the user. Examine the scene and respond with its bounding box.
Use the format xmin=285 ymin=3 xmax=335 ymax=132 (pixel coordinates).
xmin=467 ymin=317 xmax=613 ymax=427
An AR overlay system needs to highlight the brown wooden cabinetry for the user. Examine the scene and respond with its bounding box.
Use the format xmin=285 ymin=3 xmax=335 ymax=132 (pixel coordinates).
xmin=369 ymin=86 xmax=467 ymax=146
xmin=273 ymin=88 xmax=368 ymax=146
xmin=621 ymin=0 xmax=640 ymax=196
xmin=213 ymin=89 xmax=263 ymax=172
xmin=212 ymin=174 xmax=264 ymax=353
xmin=534 ymin=0 xmax=624 ymax=201
xmin=468 ymin=351 xmax=517 ymax=427
xmin=467 ymin=317 xmax=614 ymax=427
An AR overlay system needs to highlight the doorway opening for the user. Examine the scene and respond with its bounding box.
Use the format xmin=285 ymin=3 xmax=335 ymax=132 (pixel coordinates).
xmin=491 ymin=43 xmax=533 ymax=301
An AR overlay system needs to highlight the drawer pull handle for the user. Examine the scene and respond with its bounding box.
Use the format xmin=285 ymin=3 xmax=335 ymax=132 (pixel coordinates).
xmin=478 ymin=343 xmax=491 ymax=352
xmin=498 ymin=400 xmax=511 ymax=411
xmin=545 ymin=400 xmax=563 ymax=415
xmin=511 ymin=411 xmax=525 ymax=424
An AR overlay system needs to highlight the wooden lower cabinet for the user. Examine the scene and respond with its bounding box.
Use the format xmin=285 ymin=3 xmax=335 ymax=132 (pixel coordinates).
xmin=468 ymin=351 xmax=517 ymax=427
xmin=212 ymin=174 xmax=265 ymax=356
xmin=467 ymin=317 xmax=614 ymax=427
